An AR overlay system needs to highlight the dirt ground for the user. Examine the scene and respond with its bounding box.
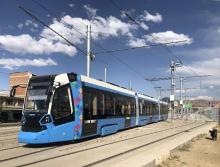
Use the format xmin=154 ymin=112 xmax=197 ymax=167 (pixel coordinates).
xmin=158 ymin=126 xmax=220 ymax=167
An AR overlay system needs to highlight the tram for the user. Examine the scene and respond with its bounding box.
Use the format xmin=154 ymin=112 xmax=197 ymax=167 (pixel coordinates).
xmin=17 ymin=72 xmax=168 ymax=144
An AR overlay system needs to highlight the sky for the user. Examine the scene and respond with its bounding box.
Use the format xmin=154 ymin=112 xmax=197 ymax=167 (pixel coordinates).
xmin=0 ymin=0 xmax=220 ymax=100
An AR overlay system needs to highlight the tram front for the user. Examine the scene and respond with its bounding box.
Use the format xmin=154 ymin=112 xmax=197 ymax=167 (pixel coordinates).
xmin=18 ymin=73 xmax=80 ymax=144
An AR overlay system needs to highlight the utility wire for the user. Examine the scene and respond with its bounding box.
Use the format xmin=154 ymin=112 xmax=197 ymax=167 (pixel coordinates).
xmin=94 ymin=40 xmax=187 ymax=55
xmin=31 ymin=0 xmax=87 ymax=41
xmin=32 ymin=0 xmax=59 ymax=19
xmin=109 ymin=0 xmax=201 ymax=77
xmin=31 ymin=0 xmax=109 ymax=66
xmin=19 ymin=5 xmax=87 ymax=56
xmin=30 ymin=1 xmax=157 ymax=90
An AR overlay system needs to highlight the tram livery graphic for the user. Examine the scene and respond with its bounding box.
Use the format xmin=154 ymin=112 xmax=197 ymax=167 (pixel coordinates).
xmin=17 ymin=73 xmax=168 ymax=144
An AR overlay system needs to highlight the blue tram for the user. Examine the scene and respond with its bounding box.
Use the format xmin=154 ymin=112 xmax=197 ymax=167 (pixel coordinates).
xmin=18 ymin=73 xmax=168 ymax=144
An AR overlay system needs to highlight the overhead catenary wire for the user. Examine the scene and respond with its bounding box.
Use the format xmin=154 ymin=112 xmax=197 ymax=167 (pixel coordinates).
xmin=19 ymin=5 xmax=87 ymax=56
xmin=28 ymin=1 xmax=159 ymax=92
xmin=94 ymin=40 xmax=187 ymax=55
xmin=30 ymin=1 xmax=149 ymax=81
xmin=31 ymin=0 xmax=109 ymax=66
xmin=109 ymin=0 xmax=202 ymax=77
xmin=31 ymin=0 xmax=88 ymax=43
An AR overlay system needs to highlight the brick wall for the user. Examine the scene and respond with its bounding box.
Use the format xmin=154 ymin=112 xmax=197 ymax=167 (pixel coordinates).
xmin=9 ymin=72 xmax=33 ymax=98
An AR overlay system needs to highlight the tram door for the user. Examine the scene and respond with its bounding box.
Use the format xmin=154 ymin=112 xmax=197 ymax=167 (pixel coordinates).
xmin=82 ymin=88 xmax=97 ymax=137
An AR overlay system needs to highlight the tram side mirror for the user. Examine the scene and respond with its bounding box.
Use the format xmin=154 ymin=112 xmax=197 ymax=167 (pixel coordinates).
xmin=53 ymin=81 xmax=61 ymax=87
xmin=10 ymin=86 xmax=16 ymax=97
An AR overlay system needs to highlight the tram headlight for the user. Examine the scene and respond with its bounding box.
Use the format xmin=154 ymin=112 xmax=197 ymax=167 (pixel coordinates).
xmin=40 ymin=114 xmax=52 ymax=125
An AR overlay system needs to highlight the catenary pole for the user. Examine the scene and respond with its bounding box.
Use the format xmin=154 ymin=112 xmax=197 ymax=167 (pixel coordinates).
xmin=87 ymin=24 xmax=91 ymax=77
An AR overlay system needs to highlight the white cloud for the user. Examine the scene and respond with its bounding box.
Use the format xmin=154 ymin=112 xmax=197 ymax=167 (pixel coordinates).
xmin=43 ymin=15 xmax=136 ymax=42
xmin=18 ymin=23 xmax=23 ymax=29
xmin=120 ymin=9 xmax=136 ymax=19
xmin=68 ymin=3 xmax=75 ymax=8
xmin=0 ymin=34 xmax=76 ymax=56
xmin=25 ymin=20 xmax=38 ymax=28
xmin=145 ymin=31 xmax=193 ymax=45
xmin=176 ymin=58 xmax=220 ymax=99
xmin=1 ymin=10 xmax=192 ymax=57
xmin=140 ymin=11 xmax=162 ymax=23
xmin=0 ymin=58 xmax=57 ymax=70
xmin=0 ymin=14 xmax=137 ymax=56
xmin=127 ymin=31 xmax=192 ymax=47
xmin=90 ymin=16 xmax=136 ymax=38
xmin=179 ymin=46 xmax=220 ymax=58
xmin=177 ymin=58 xmax=220 ymax=76
xmin=83 ymin=4 xmax=97 ymax=19
xmin=127 ymin=37 xmax=147 ymax=47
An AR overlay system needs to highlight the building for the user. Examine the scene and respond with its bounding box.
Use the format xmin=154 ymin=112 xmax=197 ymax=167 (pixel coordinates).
xmin=0 ymin=95 xmax=24 ymax=122
xmin=9 ymin=71 xmax=33 ymax=98
xmin=0 ymin=72 xmax=33 ymax=122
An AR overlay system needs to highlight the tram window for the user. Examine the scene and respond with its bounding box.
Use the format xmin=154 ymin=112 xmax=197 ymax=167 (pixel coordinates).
xmin=145 ymin=102 xmax=148 ymax=115
xmin=140 ymin=102 xmax=143 ymax=115
xmin=146 ymin=103 xmax=149 ymax=115
xmin=91 ymin=94 xmax=97 ymax=116
xmin=152 ymin=104 xmax=156 ymax=115
xmin=150 ymin=103 xmax=153 ymax=115
xmin=51 ymin=85 xmax=73 ymax=125
xmin=131 ymin=100 xmax=136 ymax=116
xmin=105 ymin=95 xmax=110 ymax=115
xmin=98 ymin=93 xmax=104 ymax=116
xmin=110 ymin=96 xmax=115 ymax=116
xmin=105 ymin=94 xmax=115 ymax=116
xmin=83 ymin=89 xmax=90 ymax=120
xmin=115 ymin=96 xmax=123 ymax=116
xmin=127 ymin=101 xmax=131 ymax=116
xmin=148 ymin=103 xmax=151 ymax=115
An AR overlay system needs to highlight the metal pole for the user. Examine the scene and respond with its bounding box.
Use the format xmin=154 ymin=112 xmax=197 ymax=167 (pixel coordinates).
xmin=180 ymin=77 xmax=183 ymax=118
xmin=104 ymin=67 xmax=107 ymax=82
xmin=129 ymin=80 xmax=132 ymax=90
xmin=170 ymin=61 xmax=175 ymax=121
xmin=185 ymin=89 xmax=187 ymax=120
xmin=159 ymin=87 xmax=161 ymax=120
xmin=86 ymin=24 xmax=91 ymax=77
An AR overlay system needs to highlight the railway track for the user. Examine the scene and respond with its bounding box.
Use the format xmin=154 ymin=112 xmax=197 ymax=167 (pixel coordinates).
xmin=0 ymin=120 xmax=209 ymax=167
xmin=0 ymin=130 xmax=18 ymax=136
xmin=83 ymin=122 xmax=207 ymax=167
xmin=0 ymin=121 xmax=193 ymax=154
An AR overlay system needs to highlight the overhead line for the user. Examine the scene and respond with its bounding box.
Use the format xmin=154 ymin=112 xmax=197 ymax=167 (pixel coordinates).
xmin=30 ymin=1 xmax=158 ymax=90
xmin=94 ymin=40 xmax=187 ymax=55
xmin=31 ymin=0 xmax=87 ymax=41
xmin=19 ymin=5 xmax=87 ymax=55
xmin=31 ymin=0 xmax=110 ymax=66
xmin=109 ymin=0 xmax=201 ymax=76
xmin=32 ymin=0 xmax=59 ymax=19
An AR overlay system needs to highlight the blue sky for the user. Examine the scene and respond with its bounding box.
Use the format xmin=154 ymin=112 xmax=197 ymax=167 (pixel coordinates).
xmin=1 ymin=0 xmax=220 ymax=100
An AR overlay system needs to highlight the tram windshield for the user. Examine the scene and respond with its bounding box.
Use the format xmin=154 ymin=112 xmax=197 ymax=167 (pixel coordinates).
xmin=24 ymin=76 xmax=55 ymax=113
